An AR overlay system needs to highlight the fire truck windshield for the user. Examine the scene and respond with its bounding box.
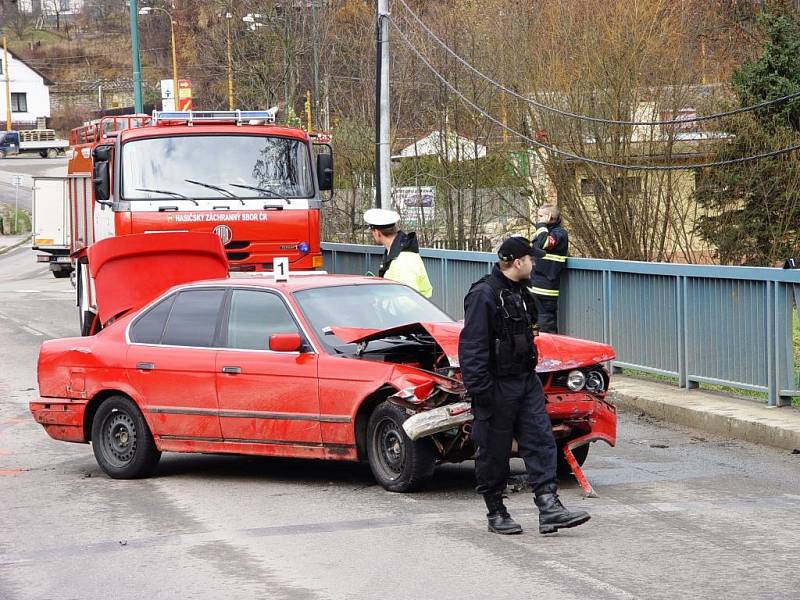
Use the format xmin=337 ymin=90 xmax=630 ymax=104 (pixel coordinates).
xmin=121 ymin=134 xmax=314 ymax=201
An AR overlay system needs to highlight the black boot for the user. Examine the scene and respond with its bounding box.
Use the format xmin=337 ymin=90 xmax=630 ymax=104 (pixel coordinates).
xmin=484 ymin=494 xmax=523 ymax=534
xmin=534 ymin=483 xmax=590 ymax=534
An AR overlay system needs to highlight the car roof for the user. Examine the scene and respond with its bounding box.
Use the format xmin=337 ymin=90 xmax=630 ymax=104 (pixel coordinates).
xmin=177 ymin=273 xmax=397 ymax=293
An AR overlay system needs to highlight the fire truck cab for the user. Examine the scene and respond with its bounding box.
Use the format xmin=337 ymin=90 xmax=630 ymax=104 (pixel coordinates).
xmin=67 ymin=110 xmax=333 ymax=335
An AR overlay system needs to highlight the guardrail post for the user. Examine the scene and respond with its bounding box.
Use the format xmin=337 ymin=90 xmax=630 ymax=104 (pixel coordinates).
xmin=677 ymin=275 xmax=687 ymax=388
xmin=442 ymin=257 xmax=449 ymax=315
xmin=767 ymin=281 xmax=777 ymax=406
xmin=682 ymin=275 xmax=698 ymax=389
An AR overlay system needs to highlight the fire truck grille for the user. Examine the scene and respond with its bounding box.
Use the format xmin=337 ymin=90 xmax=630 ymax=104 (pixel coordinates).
xmin=226 ymin=252 xmax=250 ymax=261
xmin=226 ymin=241 xmax=250 ymax=249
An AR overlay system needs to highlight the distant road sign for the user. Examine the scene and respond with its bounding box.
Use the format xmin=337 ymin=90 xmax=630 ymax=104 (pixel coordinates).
xmin=11 ymin=175 xmax=23 ymax=187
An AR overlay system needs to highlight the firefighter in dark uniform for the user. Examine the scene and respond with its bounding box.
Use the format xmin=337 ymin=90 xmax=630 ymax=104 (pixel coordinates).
xmin=458 ymin=235 xmax=590 ymax=535
xmin=531 ymin=204 xmax=568 ymax=333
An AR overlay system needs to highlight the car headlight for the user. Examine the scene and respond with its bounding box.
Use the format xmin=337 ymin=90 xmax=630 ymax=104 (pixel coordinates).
xmin=585 ymin=369 xmax=606 ymax=393
xmin=566 ymin=370 xmax=586 ymax=391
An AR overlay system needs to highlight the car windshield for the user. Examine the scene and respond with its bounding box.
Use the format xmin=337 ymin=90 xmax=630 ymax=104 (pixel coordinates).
xmin=293 ymin=284 xmax=454 ymax=353
xmin=121 ymin=134 xmax=314 ymax=200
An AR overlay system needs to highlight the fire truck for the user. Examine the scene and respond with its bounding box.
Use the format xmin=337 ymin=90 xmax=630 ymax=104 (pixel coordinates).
xmin=58 ymin=110 xmax=333 ymax=335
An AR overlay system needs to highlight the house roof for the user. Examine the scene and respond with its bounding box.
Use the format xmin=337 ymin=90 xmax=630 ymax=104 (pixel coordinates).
xmin=7 ymin=49 xmax=54 ymax=86
xmin=395 ymin=129 xmax=487 ymax=161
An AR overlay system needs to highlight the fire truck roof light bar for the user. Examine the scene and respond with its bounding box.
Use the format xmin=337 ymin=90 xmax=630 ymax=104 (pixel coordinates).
xmin=152 ymin=110 xmax=277 ymax=126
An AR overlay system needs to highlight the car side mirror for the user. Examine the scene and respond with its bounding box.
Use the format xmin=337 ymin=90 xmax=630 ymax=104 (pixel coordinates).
xmin=269 ymin=332 xmax=303 ymax=352
xmin=93 ymin=161 xmax=111 ymax=202
xmin=316 ymin=152 xmax=333 ymax=192
xmin=93 ymin=145 xmax=111 ymax=161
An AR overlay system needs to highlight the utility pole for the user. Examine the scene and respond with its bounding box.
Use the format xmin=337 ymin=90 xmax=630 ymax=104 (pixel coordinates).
xmin=375 ymin=0 xmax=391 ymax=209
xmin=129 ymin=0 xmax=144 ymax=113
xmin=3 ymin=37 xmax=11 ymax=131
xmin=311 ymin=1 xmax=320 ymax=120
xmin=226 ymin=12 xmax=235 ymax=110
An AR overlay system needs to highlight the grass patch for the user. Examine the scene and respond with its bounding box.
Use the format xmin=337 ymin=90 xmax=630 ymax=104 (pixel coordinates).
xmin=619 ymin=367 xmax=800 ymax=406
xmin=2 ymin=209 xmax=31 ymax=235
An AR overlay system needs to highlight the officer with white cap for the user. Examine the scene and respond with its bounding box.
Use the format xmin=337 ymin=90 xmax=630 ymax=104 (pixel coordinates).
xmin=364 ymin=208 xmax=433 ymax=298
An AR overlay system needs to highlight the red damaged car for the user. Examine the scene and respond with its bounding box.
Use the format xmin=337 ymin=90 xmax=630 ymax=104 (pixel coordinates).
xmin=32 ymin=233 xmax=616 ymax=494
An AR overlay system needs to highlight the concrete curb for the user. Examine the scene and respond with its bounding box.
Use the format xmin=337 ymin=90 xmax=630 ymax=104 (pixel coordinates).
xmin=0 ymin=235 xmax=31 ymax=256
xmin=609 ymin=377 xmax=800 ymax=452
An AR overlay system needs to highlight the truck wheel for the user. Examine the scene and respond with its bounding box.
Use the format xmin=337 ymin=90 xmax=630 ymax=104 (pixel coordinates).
xmin=53 ymin=269 xmax=71 ymax=279
xmin=556 ymin=441 xmax=590 ymax=478
xmin=367 ymin=401 xmax=436 ymax=492
xmin=46 ymin=148 xmax=58 ymax=159
xmin=40 ymin=150 xmax=48 ymax=158
xmin=91 ymin=395 xmax=161 ymax=479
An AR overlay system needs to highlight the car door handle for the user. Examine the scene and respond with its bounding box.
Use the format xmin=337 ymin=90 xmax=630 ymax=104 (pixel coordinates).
xmin=136 ymin=362 xmax=155 ymax=371
xmin=221 ymin=366 xmax=241 ymax=374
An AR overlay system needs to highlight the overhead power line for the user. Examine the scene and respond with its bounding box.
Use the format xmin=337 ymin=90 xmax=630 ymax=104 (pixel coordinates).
xmin=394 ymin=0 xmax=800 ymax=128
xmin=389 ymin=18 xmax=800 ymax=171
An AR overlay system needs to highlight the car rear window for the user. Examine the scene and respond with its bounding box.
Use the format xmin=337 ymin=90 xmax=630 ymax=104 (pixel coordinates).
xmin=161 ymin=289 xmax=226 ymax=347
xmin=129 ymin=294 xmax=176 ymax=344
xmin=226 ymin=289 xmax=299 ymax=350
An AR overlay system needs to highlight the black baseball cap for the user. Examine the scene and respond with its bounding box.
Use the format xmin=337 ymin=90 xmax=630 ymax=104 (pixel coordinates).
xmin=497 ymin=235 xmax=544 ymax=261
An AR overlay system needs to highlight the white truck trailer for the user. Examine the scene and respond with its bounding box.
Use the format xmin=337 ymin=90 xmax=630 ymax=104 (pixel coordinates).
xmin=31 ymin=176 xmax=74 ymax=278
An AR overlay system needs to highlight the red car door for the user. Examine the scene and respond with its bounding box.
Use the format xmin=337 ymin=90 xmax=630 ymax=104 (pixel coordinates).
xmin=126 ymin=288 xmax=226 ymax=440
xmin=215 ymin=288 xmax=321 ymax=447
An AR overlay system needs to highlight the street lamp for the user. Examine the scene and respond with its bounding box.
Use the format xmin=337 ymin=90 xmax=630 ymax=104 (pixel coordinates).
xmin=139 ymin=6 xmax=179 ymax=111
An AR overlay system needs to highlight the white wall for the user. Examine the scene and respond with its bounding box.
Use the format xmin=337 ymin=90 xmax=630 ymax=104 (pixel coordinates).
xmin=0 ymin=52 xmax=51 ymax=124
xmin=17 ymin=0 xmax=85 ymax=16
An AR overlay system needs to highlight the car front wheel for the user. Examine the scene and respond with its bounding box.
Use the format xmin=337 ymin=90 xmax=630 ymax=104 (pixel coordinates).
xmin=367 ymin=401 xmax=436 ymax=492
xmin=91 ymin=395 xmax=161 ymax=478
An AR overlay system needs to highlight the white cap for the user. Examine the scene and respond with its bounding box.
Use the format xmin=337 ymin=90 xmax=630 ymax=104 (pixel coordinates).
xmin=364 ymin=208 xmax=400 ymax=228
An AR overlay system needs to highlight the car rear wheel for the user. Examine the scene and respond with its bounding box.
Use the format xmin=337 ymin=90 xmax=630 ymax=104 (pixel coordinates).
xmin=91 ymin=396 xmax=161 ymax=479
xmin=367 ymin=401 xmax=436 ymax=492
xmin=556 ymin=441 xmax=590 ymax=478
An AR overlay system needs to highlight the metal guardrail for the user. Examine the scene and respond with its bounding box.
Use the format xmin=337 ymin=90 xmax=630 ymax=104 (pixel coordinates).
xmin=322 ymin=242 xmax=800 ymax=406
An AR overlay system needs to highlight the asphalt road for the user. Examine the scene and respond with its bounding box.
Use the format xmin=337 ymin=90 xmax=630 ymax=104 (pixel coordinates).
xmin=0 ymin=156 xmax=68 ymax=213
xmin=1 ymin=246 xmax=799 ymax=600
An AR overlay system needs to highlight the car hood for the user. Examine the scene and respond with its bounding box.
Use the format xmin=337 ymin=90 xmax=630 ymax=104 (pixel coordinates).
xmin=87 ymin=232 xmax=228 ymax=326
xmin=331 ymin=322 xmax=615 ymax=372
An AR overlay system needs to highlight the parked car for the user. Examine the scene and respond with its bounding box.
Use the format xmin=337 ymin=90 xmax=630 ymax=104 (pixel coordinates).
xmin=31 ymin=233 xmax=616 ymax=493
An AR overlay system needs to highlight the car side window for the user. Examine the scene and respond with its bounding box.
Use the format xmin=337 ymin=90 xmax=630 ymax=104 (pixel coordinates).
xmin=161 ymin=289 xmax=226 ymax=348
xmin=129 ymin=294 xmax=176 ymax=344
xmin=226 ymin=289 xmax=300 ymax=350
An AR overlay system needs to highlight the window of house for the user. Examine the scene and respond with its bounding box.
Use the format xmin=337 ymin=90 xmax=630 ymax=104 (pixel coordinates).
xmin=225 ymin=289 xmax=300 ymax=351
xmin=10 ymin=93 xmax=27 ymax=113
xmin=612 ymin=176 xmax=642 ymax=196
xmin=580 ymin=178 xmax=602 ymax=196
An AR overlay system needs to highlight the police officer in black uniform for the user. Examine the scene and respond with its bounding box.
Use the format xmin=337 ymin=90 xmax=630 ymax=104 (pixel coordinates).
xmin=458 ymin=235 xmax=590 ymax=535
xmin=531 ymin=204 xmax=568 ymax=333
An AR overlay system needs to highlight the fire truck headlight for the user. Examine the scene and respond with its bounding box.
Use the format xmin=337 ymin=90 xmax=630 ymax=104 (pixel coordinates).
xmin=566 ymin=370 xmax=586 ymax=391
xmin=298 ymin=242 xmax=310 ymax=254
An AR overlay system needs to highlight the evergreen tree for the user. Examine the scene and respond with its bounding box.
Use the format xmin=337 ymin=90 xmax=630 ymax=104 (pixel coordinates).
xmin=695 ymin=2 xmax=800 ymax=265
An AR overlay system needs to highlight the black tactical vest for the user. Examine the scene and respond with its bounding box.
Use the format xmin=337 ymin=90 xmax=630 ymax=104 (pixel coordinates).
xmin=477 ymin=274 xmax=538 ymax=377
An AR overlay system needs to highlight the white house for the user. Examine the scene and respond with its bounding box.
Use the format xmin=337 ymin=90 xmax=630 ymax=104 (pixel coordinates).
xmin=395 ymin=130 xmax=488 ymax=162
xmin=0 ymin=49 xmax=52 ymax=127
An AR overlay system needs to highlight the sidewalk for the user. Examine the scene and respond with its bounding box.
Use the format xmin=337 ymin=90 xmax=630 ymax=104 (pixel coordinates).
xmin=610 ymin=375 xmax=800 ymax=451
xmin=0 ymin=233 xmax=31 ymax=255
